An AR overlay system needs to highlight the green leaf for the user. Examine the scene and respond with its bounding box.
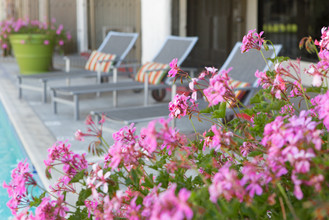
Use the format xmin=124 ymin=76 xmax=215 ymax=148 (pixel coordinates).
xmin=30 ymin=192 xmax=46 ymax=207
xmin=76 ymin=188 xmax=92 ymax=206
xmin=130 ymin=169 xmax=140 ymax=186
xmin=247 ymin=151 xmax=263 ymax=157
xmin=142 ymin=174 xmax=154 ymax=188
xmin=70 ymin=170 xmax=86 ymax=183
xmin=211 ymin=102 xmax=226 ymax=119
xmin=306 ymin=87 xmax=322 ymax=93
xmin=45 ymin=167 xmax=52 ymax=179
xmin=200 ymin=103 xmax=221 ymax=114
xmin=250 ymin=92 xmax=263 ymax=104
xmin=68 ymin=207 xmax=89 ymax=220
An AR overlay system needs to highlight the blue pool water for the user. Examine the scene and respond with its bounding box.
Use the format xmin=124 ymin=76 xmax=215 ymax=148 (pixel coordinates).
xmin=0 ymin=101 xmax=42 ymax=218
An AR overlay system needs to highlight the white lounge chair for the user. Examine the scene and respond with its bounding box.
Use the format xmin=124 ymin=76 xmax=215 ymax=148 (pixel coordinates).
xmin=91 ymin=42 xmax=282 ymax=125
xmin=50 ymin=35 xmax=198 ymax=120
xmin=17 ymin=31 xmax=139 ymax=102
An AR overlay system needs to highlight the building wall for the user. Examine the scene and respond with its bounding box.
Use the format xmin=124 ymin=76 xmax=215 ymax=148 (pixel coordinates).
xmin=141 ymin=0 xmax=171 ymax=63
xmin=246 ymin=0 xmax=258 ymax=33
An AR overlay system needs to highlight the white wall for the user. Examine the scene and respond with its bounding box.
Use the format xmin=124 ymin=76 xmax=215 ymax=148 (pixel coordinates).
xmin=76 ymin=0 xmax=88 ymax=53
xmin=246 ymin=0 xmax=258 ymax=33
xmin=141 ymin=0 xmax=171 ymax=63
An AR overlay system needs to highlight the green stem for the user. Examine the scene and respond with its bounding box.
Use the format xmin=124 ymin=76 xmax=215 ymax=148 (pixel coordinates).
xmin=260 ymin=50 xmax=271 ymax=71
xmin=277 ymin=183 xmax=299 ymax=220
xmin=298 ymin=83 xmax=310 ymax=110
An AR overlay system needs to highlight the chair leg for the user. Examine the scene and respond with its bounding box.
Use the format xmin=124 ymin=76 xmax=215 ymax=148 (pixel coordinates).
xmin=74 ymin=95 xmax=79 ymax=120
xmin=113 ymin=91 xmax=117 ymax=107
xmin=42 ymin=81 xmax=47 ymax=103
xmin=52 ymin=90 xmax=57 ymax=114
xmin=18 ymin=76 xmax=22 ymax=99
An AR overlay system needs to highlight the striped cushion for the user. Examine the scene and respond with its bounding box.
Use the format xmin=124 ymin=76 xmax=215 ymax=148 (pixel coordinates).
xmin=229 ymin=79 xmax=251 ymax=105
xmin=85 ymin=50 xmax=116 ymax=72
xmin=135 ymin=62 xmax=170 ymax=85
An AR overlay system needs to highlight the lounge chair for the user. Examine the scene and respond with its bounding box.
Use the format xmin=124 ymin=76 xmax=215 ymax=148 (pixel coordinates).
xmin=50 ymin=35 xmax=198 ymax=120
xmin=91 ymin=42 xmax=282 ymax=125
xmin=17 ymin=31 xmax=139 ymax=102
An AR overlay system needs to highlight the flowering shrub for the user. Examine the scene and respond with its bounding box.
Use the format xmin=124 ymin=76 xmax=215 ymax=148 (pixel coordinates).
xmin=0 ymin=18 xmax=71 ymax=55
xmin=4 ymin=27 xmax=329 ymax=219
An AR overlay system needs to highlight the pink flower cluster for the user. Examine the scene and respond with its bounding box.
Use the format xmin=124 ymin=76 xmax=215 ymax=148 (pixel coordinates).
xmin=203 ymin=125 xmax=233 ymax=151
xmin=3 ymin=160 xmax=36 ymax=215
xmin=203 ymin=68 xmax=236 ymax=106
xmin=315 ymin=26 xmax=329 ymax=50
xmin=312 ymin=90 xmax=329 ymax=130
xmin=169 ymin=94 xmax=197 ymax=118
xmin=168 ymin=58 xmax=179 ymax=77
xmin=241 ymin=29 xmax=265 ymax=53
xmin=44 ymin=141 xmax=88 ymax=179
xmin=262 ymin=111 xmax=323 ymax=199
xmin=105 ymin=119 xmax=186 ymax=171
xmin=209 ymin=163 xmax=245 ymax=203
xmin=0 ymin=18 xmax=70 ymax=52
xmin=140 ymin=119 xmax=187 ymax=156
xmin=146 ymin=184 xmax=193 ymax=220
xmin=255 ymin=60 xmax=305 ymax=100
xmin=305 ymin=27 xmax=329 ymax=86
xmin=105 ymin=123 xmax=141 ymax=170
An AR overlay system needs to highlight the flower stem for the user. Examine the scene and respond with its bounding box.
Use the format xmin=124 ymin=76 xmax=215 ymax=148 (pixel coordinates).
xmin=277 ymin=183 xmax=299 ymax=220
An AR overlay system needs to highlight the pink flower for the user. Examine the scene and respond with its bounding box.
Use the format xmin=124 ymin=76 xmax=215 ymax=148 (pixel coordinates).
xmin=66 ymin=32 xmax=72 ymax=40
xmin=315 ymin=26 xmax=329 ymax=50
xmin=20 ymin=40 xmax=25 ymax=44
xmin=105 ymin=124 xmax=141 ymax=170
xmin=58 ymin=40 xmax=64 ymax=46
xmin=140 ymin=120 xmax=158 ymax=154
xmin=3 ymin=160 xmax=37 ymax=215
xmin=126 ymin=196 xmax=141 ymax=220
xmin=189 ymin=78 xmax=198 ymax=100
xmin=306 ymin=64 xmax=323 ymax=87
xmin=44 ymin=141 xmax=88 ymax=178
xmin=43 ymin=40 xmax=49 ymax=45
xmin=313 ymin=90 xmax=329 ymax=130
xmin=209 ymin=163 xmax=246 ymax=203
xmin=241 ymin=29 xmax=265 ymax=53
xmin=2 ymin=43 xmax=7 ymax=49
xmin=141 ymin=119 xmax=187 ymax=156
xmin=141 ymin=185 xmax=161 ymax=218
xmin=205 ymin=66 xmax=218 ymax=74
xmin=240 ymin=142 xmax=257 ymax=157
xmin=168 ymin=58 xmax=179 ymax=77
xmin=203 ymin=125 xmax=233 ymax=151
xmin=169 ymin=94 xmax=190 ymax=118
xmin=203 ymin=68 xmax=235 ymax=106
xmin=56 ymin=24 xmax=63 ymax=35
xmin=34 ymin=196 xmax=56 ymax=219
xmin=262 ymin=111 xmax=323 ymax=199
xmin=150 ymin=184 xmax=193 ymax=220
xmin=255 ymin=70 xmax=271 ymax=89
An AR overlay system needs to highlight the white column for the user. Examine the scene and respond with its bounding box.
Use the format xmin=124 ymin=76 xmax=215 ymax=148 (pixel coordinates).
xmin=76 ymin=0 xmax=88 ymax=53
xmin=141 ymin=0 xmax=172 ymax=63
xmin=39 ymin=0 xmax=50 ymax=23
xmin=246 ymin=0 xmax=258 ymax=32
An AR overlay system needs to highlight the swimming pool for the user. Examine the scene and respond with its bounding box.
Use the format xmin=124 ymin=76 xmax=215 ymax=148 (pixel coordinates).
xmin=0 ymin=101 xmax=42 ymax=218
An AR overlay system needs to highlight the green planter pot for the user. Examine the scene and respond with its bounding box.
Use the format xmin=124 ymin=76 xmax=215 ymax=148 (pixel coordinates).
xmin=9 ymin=34 xmax=54 ymax=75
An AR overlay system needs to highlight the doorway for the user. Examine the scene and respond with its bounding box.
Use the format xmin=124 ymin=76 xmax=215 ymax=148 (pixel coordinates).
xmin=186 ymin=0 xmax=246 ymax=68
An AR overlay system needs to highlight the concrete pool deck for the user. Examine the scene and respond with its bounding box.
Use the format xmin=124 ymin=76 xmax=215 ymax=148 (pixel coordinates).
xmin=0 ymin=57 xmax=213 ymax=192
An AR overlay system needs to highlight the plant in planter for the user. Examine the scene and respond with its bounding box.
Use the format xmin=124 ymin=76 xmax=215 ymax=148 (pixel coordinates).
xmin=3 ymin=27 xmax=329 ymax=219
xmin=0 ymin=18 xmax=71 ymax=74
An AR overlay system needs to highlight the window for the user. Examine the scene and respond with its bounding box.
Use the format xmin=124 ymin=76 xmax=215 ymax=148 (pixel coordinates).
xmin=259 ymin=0 xmax=329 ymax=61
